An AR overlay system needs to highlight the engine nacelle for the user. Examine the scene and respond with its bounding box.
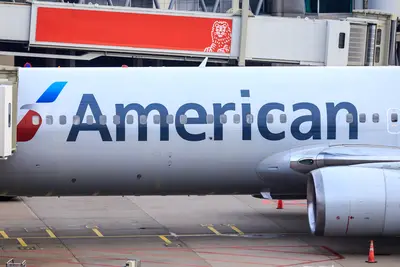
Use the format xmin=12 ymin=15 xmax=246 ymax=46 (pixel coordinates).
xmin=307 ymin=166 xmax=400 ymax=236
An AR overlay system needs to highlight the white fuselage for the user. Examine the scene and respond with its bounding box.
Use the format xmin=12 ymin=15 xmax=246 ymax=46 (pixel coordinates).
xmin=0 ymin=66 xmax=398 ymax=197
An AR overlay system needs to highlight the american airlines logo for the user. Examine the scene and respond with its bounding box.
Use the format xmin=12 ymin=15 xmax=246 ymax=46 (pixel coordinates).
xmin=18 ymin=83 xmax=361 ymax=142
xmin=66 ymin=90 xmax=359 ymax=142
xmin=17 ymin=82 xmax=68 ymax=142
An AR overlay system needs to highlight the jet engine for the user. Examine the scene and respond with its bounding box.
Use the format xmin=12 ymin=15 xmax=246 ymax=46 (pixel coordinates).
xmin=307 ymin=165 xmax=400 ymax=236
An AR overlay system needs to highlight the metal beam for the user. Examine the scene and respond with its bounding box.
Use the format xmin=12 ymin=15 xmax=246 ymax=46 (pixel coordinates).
xmin=389 ymin=19 xmax=398 ymax=65
xmin=104 ymin=52 xmax=229 ymax=63
xmin=255 ymin=0 xmax=262 ymax=15
xmin=238 ymin=0 xmax=250 ymax=66
xmin=153 ymin=0 xmax=160 ymax=9
xmin=212 ymin=0 xmax=219 ymax=12
xmin=0 ymin=51 xmax=104 ymax=60
xmin=232 ymin=0 xmax=239 ymax=13
xmin=199 ymin=0 xmax=207 ymax=12
xmin=0 ymin=50 xmax=230 ymax=63
xmin=168 ymin=0 xmax=176 ymax=9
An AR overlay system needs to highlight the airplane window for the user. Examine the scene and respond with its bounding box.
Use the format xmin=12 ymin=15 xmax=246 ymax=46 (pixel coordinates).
xmin=346 ymin=113 xmax=353 ymax=123
xmin=99 ymin=115 xmax=107 ymax=125
xmin=280 ymin=114 xmax=287 ymax=123
xmin=86 ymin=115 xmax=94 ymax=125
xmin=206 ymin=114 xmax=214 ymax=124
xmin=233 ymin=114 xmax=240 ymax=124
xmin=166 ymin=114 xmax=174 ymax=124
xmin=267 ymin=114 xmax=273 ymax=123
xmin=180 ymin=115 xmax=187 ymax=124
xmin=73 ymin=115 xmax=80 ymax=125
xmin=46 ymin=115 xmax=53 ymax=125
xmin=154 ymin=114 xmax=160 ymax=124
xmin=113 ymin=115 xmax=120 ymax=125
xmin=246 ymin=114 xmax=253 ymax=124
xmin=220 ymin=114 xmax=227 ymax=124
xmin=391 ymin=113 xmax=398 ymax=123
xmin=373 ymin=113 xmax=379 ymax=123
xmin=359 ymin=113 xmax=366 ymax=123
xmin=127 ymin=115 xmax=133 ymax=124
xmin=59 ymin=115 xmax=66 ymax=125
xmin=139 ymin=115 xmax=147 ymax=125
xmin=32 ymin=115 xmax=40 ymax=126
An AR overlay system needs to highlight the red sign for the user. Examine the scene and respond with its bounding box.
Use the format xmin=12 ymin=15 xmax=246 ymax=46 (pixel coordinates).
xmin=34 ymin=7 xmax=233 ymax=54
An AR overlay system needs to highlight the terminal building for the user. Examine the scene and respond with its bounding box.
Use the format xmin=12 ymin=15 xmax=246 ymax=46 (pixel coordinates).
xmin=0 ymin=0 xmax=399 ymax=67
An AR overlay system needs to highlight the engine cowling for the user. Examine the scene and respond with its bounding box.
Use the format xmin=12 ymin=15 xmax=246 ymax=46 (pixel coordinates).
xmin=307 ymin=165 xmax=400 ymax=236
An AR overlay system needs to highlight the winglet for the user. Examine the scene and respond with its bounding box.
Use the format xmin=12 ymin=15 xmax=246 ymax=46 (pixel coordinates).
xmin=199 ymin=57 xmax=208 ymax=67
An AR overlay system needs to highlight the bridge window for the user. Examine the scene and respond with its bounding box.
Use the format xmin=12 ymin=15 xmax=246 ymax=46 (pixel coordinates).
xmin=99 ymin=115 xmax=107 ymax=125
xmin=59 ymin=115 xmax=66 ymax=125
xmin=391 ymin=113 xmax=398 ymax=123
xmin=372 ymin=113 xmax=379 ymax=123
xmin=153 ymin=114 xmax=160 ymax=124
xmin=46 ymin=115 xmax=53 ymax=125
xmin=127 ymin=115 xmax=133 ymax=124
xmin=233 ymin=114 xmax=240 ymax=124
xmin=338 ymin=32 xmax=346 ymax=49
xmin=267 ymin=114 xmax=273 ymax=123
xmin=376 ymin=29 xmax=382 ymax=45
xmin=206 ymin=114 xmax=214 ymax=124
xmin=73 ymin=115 xmax=80 ymax=125
xmin=246 ymin=114 xmax=253 ymax=124
xmin=359 ymin=113 xmax=366 ymax=123
xmin=375 ymin=47 xmax=381 ymax=63
xmin=139 ymin=115 xmax=147 ymax=125
xmin=166 ymin=114 xmax=174 ymax=124
xmin=280 ymin=114 xmax=287 ymax=123
xmin=113 ymin=115 xmax=120 ymax=125
xmin=32 ymin=115 xmax=40 ymax=125
xmin=220 ymin=114 xmax=227 ymax=124
xmin=86 ymin=115 xmax=94 ymax=125
xmin=346 ymin=113 xmax=353 ymax=123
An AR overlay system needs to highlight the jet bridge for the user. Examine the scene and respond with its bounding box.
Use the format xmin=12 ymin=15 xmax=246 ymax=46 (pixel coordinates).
xmin=0 ymin=66 xmax=17 ymax=158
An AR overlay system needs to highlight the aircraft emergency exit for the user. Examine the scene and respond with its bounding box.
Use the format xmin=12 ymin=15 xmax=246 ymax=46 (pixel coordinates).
xmin=1 ymin=65 xmax=400 ymax=238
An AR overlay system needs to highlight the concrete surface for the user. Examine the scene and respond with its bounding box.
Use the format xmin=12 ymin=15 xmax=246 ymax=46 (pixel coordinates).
xmin=0 ymin=195 xmax=398 ymax=267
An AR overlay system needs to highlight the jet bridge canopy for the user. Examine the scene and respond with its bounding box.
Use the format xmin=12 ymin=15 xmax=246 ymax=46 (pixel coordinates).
xmin=0 ymin=66 xmax=17 ymax=158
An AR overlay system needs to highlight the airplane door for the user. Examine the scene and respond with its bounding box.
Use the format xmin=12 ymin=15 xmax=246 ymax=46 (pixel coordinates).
xmin=387 ymin=108 xmax=400 ymax=145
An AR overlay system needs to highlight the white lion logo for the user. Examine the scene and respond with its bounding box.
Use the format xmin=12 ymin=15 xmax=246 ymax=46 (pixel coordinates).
xmin=204 ymin=21 xmax=232 ymax=54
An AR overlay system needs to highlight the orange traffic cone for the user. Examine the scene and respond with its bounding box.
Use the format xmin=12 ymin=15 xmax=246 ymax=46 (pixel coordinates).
xmin=366 ymin=240 xmax=377 ymax=263
xmin=276 ymin=199 xmax=283 ymax=209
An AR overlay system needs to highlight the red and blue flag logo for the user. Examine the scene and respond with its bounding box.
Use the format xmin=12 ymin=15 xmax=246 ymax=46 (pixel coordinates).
xmin=17 ymin=82 xmax=68 ymax=142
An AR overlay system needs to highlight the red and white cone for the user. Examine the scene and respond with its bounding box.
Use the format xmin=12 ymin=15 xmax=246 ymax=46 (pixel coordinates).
xmin=366 ymin=240 xmax=377 ymax=263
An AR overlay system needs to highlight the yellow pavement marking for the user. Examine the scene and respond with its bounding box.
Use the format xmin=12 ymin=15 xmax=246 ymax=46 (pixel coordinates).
xmin=229 ymin=225 xmax=244 ymax=235
xmin=207 ymin=226 xmax=221 ymax=235
xmin=159 ymin=235 xmax=172 ymax=244
xmin=92 ymin=228 xmax=104 ymax=237
xmin=17 ymin=238 xmax=27 ymax=247
xmin=0 ymin=231 xmax=9 ymax=239
xmin=46 ymin=229 xmax=56 ymax=238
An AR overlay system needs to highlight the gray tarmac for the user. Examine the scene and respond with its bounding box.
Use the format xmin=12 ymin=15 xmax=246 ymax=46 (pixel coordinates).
xmin=0 ymin=195 xmax=399 ymax=267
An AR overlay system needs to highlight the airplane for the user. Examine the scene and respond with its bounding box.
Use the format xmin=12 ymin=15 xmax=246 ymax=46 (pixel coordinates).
xmin=1 ymin=63 xmax=400 ymax=237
